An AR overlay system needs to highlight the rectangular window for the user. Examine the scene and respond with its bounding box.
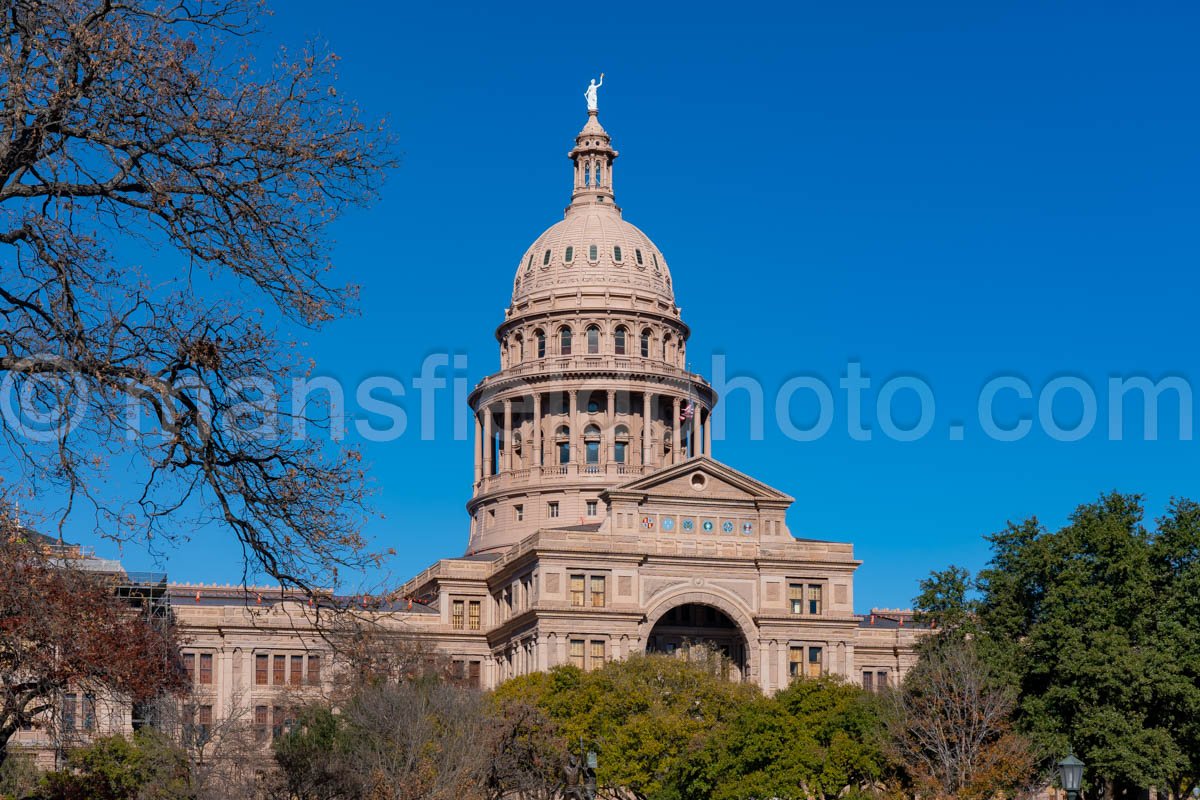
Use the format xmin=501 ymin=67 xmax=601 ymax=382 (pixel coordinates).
xmin=197 ymin=705 xmax=213 ymax=741
xmin=586 ymin=500 xmax=598 ymax=517
xmin=451 ymin=599 xmax=465 ymax=630
xmin=788 ymin=583 xmax=804 ymax=615
xmin=548 ymin=501 xmax=560 ymax=518
xmin=308 ymin=655 xmax=321 ymax=685
xmin=862 ymin=671 xmax=874 ymax=691
xmin=183 ymin=652 xmax=196 ymax=683
xmin=62 ymin=694 xmax=77 ymax=732
xmin=590 ymin=640 xmax=606 ymax=668
xmin=82 ymin=694 xmax=96 ymax=731
xmin=514 ymin=504 xmax=524 ymax=521
xmin=290 ymin=655 xmax=303 ymax=686
xmin=254 ymin=705 xmax=269 ymax=741
xmin=877 ymin=670 xmax=888 ymax=689
xmin=570 ymin=574 xmax=585 ymax=607
xmin=272 ymin=654 xmax=285 ymax=685
xmin=614 ymin=441 xmax=627 ymax=463
xmin=788 ymin=647 xmax=803 ymax=679
xmin=468 ymin=660 xmax=481 ymax=688
xmin=255 ymin=654 xmax=268 ymax=685
xmin=585 ymin=441 xmax=600 ymax=464
xmin=590 ymin=576 xmax=606 ymax=607
xmin=569 ymin=639 xmax=585 ymax=669
xmin=198 ymin=653 xmax=213 ymax=685
xmin=807 ymin=646 xmax=823 ymax=678
xmin=468 ymin=600 xmax=481 ymax=630
xmin=272 ymin=706 xmax=284 ymax=739
xmin=808 ymin=584 xmax=823 ymax=615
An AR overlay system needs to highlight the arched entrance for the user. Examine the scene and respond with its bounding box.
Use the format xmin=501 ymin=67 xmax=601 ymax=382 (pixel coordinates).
xmin=646 ymin=602 xmax=749 ymax=681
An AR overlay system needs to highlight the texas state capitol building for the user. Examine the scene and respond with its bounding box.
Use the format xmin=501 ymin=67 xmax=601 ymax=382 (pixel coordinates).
xmin=164 ymin=100 xmax=922 ymax=713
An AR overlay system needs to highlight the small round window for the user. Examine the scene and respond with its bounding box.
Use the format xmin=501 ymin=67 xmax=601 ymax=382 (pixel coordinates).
xmin=690 ymin=473 xmax=707 ymax=492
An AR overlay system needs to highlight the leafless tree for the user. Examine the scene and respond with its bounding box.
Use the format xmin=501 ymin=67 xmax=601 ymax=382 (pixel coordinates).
xmin=482 ymin=699 xmax=568 ymax=800
xmin=881 ymin=636 xmax=1044 ymax=800
xmin=0 ymin=0 xmax=394 ymax=590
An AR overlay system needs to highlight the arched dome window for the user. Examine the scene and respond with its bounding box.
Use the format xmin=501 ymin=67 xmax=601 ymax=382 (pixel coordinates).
xmin=543 ymin=249 xmax=552 ymax=266
xmin=526 ymin=254 xmax=533 ymax=272
xmin=640 ymin=329 xmax=651 ymax=358
xmin=588 ymin=244 xmax=598 ymax=262
xmin=613 ymin=245 xmax=623 ymax=262
xmin=555 ymin=425 xmax=571 ymax=465
xmin=584 ymin=424 xmax=601 ymax=466
xmin=662 ymin=333 xmax=672 ymax=361
xmin=535 ymin=329 xmax=546 ymax=359
xmin=564 ymin=246 xmax=574 ymax=263
xmin=614 ymin=424 xmax=630 ymax=464
xmin=614 ymin=326 xmax=627 ymax=355
xmin=560 ymin=327 xmax=572 ymax=356
xmin=635 ymin=249 xmax=644 ymax=266
xmin=653 ymin=253 xmax=660 ymax=273
xmin=513 ymin=333 xmax=524 ymax=362
xmin=586 ymin=325 xmax=600 ymax=354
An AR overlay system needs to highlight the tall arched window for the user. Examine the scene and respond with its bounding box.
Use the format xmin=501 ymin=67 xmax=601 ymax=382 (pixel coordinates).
xmin=555 ymin=425 xmax=570 ymax=465
xmin=640 ymin=329 xmax=651 ymax=358
xmin=514 ymin=333 xmax=524 ymax=362
xmin=560 ymin=327 xmax=572 ymax=356
xmin=535 ymin=330 xmax=546 ymax=358
xmin=614 ymin=424 xmax=630 ymax=464
xmin=614 ymin=326 xmax=627 ymax=355
xmin=613 ymin=245 xmax=622 ymax=262
xmin=662 ymin=333 xmax=672 ymax=361
xmin=588 ymin=243 xmax=598 ymax=261
xmin=543 ymin=249 xmax=551 ymax=266
xmin=564 ymin=246 xmax=574 ymax=263
xmin=586 ymin=325 xmax=600 ymax=354
xmin=584 ymin=424 xmax=601 ymax=466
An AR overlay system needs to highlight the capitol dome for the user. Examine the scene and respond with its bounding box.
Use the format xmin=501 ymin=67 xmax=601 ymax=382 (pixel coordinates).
xmin=511 ymin=110 xmax=674 ymax=304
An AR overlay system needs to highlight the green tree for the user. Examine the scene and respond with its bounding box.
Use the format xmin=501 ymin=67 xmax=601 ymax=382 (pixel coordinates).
xmin=684 ymin=676 xmax=887 ymax=800
xmin=495 ymin=653 xmax=757 ymax=800
xmin=38 ymin=734 xmax=189 ymax=800
xmin=916 ymin=492 xmax=1200 ymax=799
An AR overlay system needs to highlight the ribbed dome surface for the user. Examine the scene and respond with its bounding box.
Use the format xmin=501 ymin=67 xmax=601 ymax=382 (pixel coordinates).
xmin=512 ymin=206 xmax=674 ymax=303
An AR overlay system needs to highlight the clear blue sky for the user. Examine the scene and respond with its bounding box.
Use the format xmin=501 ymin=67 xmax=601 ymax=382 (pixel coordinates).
xmin=66 ymin=1 xmax=1200 ymax=611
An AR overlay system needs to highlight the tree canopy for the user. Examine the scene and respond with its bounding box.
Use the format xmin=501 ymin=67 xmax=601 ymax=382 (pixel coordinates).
xmin=916 ymin=492 xmax=1200 ymax=799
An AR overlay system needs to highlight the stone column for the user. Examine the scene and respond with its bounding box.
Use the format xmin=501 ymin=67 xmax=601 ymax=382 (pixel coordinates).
xmin=482 ymin=405 xmax=493 ymax=477
xmin=704 ymin=407 xmax=712 ymax=456
xmin=672 ymin=397 xmax=681 ymax=465
xmin=473 ymin=411 xmax=483 ymax=482
xmin=502 ymin=398 xmax=513 ymax=473
xmin=606 ymin=389 xmax=616 ymax=463
xmin=532 ymin=392 xmax=542 ymax=468
xmin=690 ymin=398 xmax=699 ymax=458
xmin=568 ymin=389 xmax=579 ymax=466
xmin=642 ymin=391 xmax=652 ymax=466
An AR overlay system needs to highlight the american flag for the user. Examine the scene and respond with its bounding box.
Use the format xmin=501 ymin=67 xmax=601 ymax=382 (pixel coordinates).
xmin=680 ymin=401 xmax=695 ymax=421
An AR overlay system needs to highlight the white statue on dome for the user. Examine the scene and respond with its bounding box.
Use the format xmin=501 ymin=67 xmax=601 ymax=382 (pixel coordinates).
xmin=584 ymin=73 xmax=604 ymax=112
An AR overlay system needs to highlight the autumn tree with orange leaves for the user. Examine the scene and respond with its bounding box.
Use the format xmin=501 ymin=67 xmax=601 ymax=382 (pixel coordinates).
xmin=0 ymin=519 xmax=185 ymax=769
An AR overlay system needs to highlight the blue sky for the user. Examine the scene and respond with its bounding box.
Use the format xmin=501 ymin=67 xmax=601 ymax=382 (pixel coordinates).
xmin=51 ymin=1 xmax=1200 ymax=611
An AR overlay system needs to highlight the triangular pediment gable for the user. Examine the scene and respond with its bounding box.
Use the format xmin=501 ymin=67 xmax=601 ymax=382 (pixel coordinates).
xmin=603 ymin=456 xmax=794 ymax=506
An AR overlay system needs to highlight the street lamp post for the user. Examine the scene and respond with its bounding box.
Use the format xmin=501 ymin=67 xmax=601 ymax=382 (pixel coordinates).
xmin=1057 ymin=752 xmax=1085 ymax=800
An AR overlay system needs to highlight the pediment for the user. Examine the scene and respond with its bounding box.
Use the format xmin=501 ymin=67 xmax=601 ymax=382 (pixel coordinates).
xmin=604 ymin=456 xmax=794 ymax=506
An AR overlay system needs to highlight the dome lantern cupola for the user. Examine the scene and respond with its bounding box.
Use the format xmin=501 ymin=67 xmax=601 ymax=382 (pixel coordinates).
xmin=568 ymin=110 xmax=619 ymax=214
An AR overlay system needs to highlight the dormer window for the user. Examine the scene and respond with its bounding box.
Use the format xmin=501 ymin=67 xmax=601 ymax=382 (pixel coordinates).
xmin=565 ymin=246 xmax=574 ymax=263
